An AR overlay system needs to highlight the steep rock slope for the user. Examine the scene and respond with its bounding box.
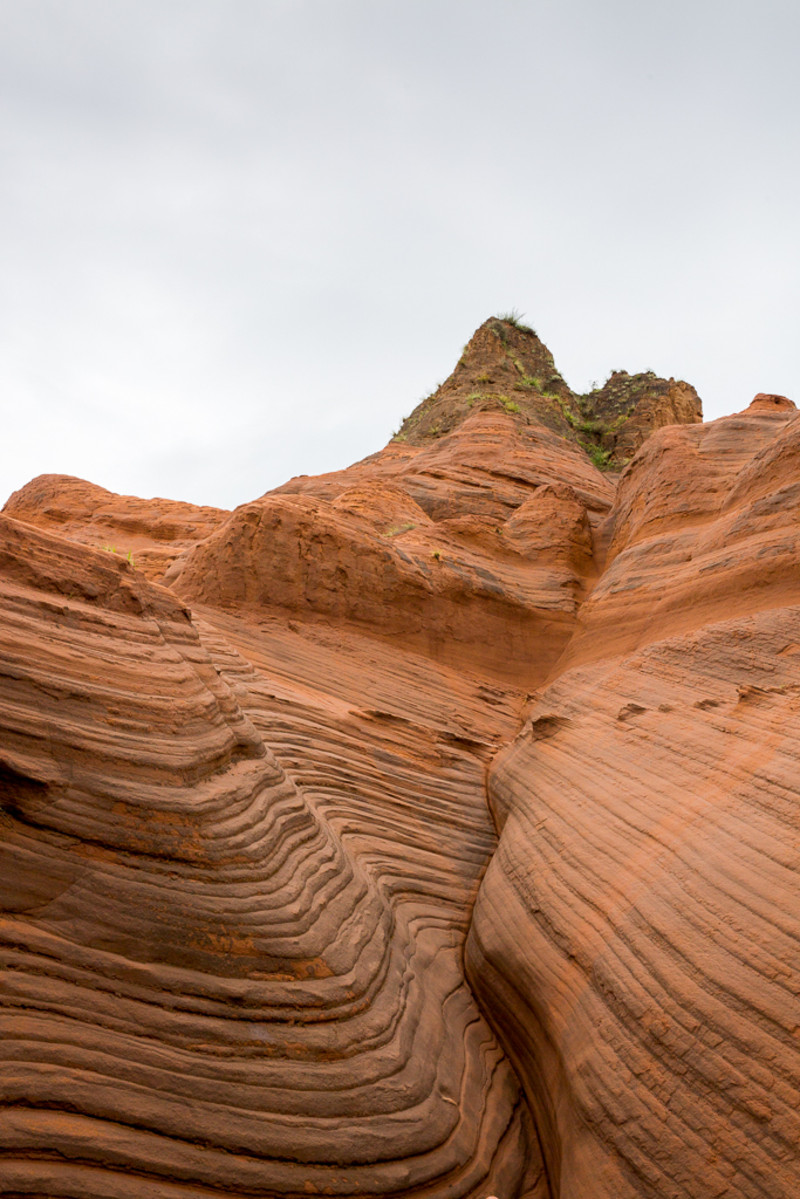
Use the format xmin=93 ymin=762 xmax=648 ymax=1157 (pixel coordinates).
xmin=467 ymin=394 xmax=800 ymax=1198
xmin=392 ymin=318 xmax=701 ymax=470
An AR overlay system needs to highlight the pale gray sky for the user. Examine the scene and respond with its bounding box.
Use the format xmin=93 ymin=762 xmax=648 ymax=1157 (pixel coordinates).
xmin=1 ymin=0 xmax=798 ymax=508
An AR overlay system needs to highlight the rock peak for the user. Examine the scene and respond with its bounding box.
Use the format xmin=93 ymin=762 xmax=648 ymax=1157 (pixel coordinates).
xmin=393 ymin=316 xmax=702 ymax=472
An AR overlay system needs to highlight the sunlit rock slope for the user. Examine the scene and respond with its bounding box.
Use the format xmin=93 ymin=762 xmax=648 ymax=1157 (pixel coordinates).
xmin=1 ymin=316 xmax=798 ymax=1199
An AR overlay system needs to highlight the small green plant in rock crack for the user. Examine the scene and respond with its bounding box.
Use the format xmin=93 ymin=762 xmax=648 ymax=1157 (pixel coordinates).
xmin=579 ymin=439 xmax=613 ymax=470
xmin=100 ymin=545 xmax=135 ymax=567
xmin=498 ymin=395 xmax=521 ymax=414
xmin=556 ymin=399 xmax=610 ymax=435
xmin=555 ymin=399 xmax=579 ymax=429
xmin=576 ymin=417 xmax=606 ymax=434
xmin=509 ymin=355 xmax=541 ymax=389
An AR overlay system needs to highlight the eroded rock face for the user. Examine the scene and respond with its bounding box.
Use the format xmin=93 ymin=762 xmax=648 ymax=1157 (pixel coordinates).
xmin=0 ymin=512 xmax=543 ymax=1198
xmin=467 ymin=397 xmax=800 ymax=1198
xmin=170 ymin=412 xmax=613 ymax=685
xmin=1 ymin=359 xmax=798 ymax=1199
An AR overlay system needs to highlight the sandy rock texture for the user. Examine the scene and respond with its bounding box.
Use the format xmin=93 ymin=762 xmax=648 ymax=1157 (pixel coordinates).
xmin=170 ymin=411 xmax=613 ymax=685
xmin=0 ymin=511 xmax=545 ymax=1198
xmin=1 ymin=315 xmax=798 ymax=1199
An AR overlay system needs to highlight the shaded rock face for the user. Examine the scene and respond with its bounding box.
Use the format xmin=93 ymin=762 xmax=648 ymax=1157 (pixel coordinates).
xmin=1 ymin=351 xmax=799 ymax=1199
xmin=393 ymin=318 xmax=702 ymax=470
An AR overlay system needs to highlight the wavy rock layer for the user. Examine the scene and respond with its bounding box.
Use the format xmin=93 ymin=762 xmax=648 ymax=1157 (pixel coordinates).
xmin=172 ymin=412 xmax=613 ymax=685
xmin=0 ymin=513 xmax=547 ymax=1198
xmin=3 ymin=473 xmax=228 ymax=582
xmin=467 ymin=397 xmax=800 ymax=1198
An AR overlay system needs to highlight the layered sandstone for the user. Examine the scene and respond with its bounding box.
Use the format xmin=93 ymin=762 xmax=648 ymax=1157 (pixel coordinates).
xmin=0 ymin=512 xmax=541 ymax=1198
xmin=169 ymin=411 xmax=613 ymax=685
xmin=467 ymin=393 xmax=800 ymax=1198
xmin=1 ymin=322 xmax=798 ymax=1199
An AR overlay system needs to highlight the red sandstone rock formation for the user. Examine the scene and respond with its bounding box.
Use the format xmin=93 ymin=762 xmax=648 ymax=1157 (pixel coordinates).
xmin=1 ymin=321 xmax=798 ymax=1199
xmin=168 ymin=411 xmax=613 ymax=686
xmin=468 ymin=393 xmax=800 ymax=1199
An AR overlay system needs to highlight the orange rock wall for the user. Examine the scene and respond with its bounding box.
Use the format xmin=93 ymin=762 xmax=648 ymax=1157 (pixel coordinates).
xmin=467 ymin=398 xmax=800 ymax=1198
xmin=171 ymin=413 xmax=614 ymax=685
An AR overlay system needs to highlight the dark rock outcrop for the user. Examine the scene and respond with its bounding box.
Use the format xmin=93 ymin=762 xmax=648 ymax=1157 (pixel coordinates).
xmin=393 ymin=317 xmax=702 ymax=470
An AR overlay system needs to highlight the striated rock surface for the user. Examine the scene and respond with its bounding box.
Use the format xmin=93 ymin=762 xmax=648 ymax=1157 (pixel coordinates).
xmin=1 ymin=315 xmax=798 ymax=1199
xmin=169 ymin=411 xmax=614 ymax=685
xmin=467 ymin=394 xmax=800 ymax=1198
xmin=0 ymin=511 xmax=543 ymax=1197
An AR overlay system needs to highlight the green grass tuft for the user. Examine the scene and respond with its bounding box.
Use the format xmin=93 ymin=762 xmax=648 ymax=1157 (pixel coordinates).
xmin=495 ymin=309 xmax=534 ymax=334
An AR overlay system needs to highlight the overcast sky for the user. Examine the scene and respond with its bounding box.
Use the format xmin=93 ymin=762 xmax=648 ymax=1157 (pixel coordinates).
xmin=1 ymin=0 xmax=798 ymax=509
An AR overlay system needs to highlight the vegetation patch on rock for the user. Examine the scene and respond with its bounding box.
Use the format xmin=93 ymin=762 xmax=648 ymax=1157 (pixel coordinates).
xmin=393 ymin=317 xmax=702 ymax=471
